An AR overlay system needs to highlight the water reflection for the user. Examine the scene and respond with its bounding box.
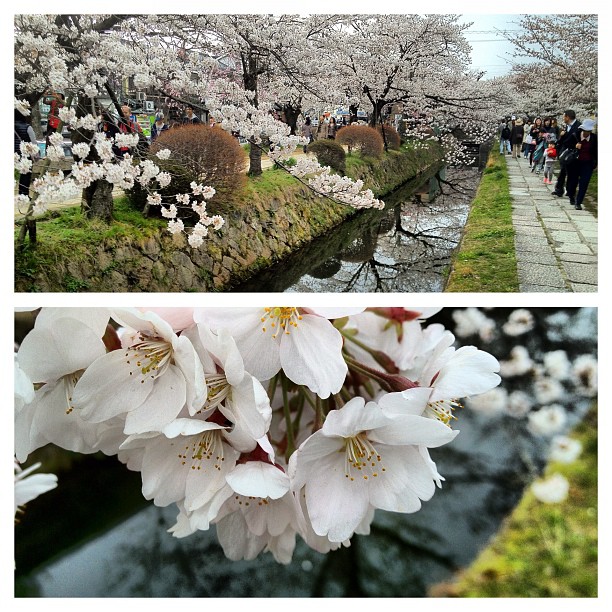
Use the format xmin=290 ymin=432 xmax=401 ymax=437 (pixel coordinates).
xmin=232 ymin=167 xmax=480 ymax=293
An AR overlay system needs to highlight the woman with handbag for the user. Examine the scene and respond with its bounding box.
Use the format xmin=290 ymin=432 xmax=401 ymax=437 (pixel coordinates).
xmin=565 ymin=119 xmax=597 ymax=210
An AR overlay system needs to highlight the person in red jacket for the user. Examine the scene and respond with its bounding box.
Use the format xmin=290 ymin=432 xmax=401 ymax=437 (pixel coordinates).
xmin=566 ymin=119 xmax=598 ymax=211
xmin=43 ymin=91 xmax=65 ymax=146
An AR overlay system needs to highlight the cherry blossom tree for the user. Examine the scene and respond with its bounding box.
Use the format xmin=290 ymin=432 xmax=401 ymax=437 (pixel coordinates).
xmin=505 ymin=15 xmax=597 ymax=115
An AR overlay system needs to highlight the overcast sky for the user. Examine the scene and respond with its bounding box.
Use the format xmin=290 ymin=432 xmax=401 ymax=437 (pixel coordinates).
xmin=458 ymin=14 xmax=524 ymax=79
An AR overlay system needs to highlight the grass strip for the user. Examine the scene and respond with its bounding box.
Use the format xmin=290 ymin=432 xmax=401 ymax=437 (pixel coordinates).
xmin=451 ymin=405 xmax=597 ymax=597
xmin=445 ymin=148 xmax=519 ymax=292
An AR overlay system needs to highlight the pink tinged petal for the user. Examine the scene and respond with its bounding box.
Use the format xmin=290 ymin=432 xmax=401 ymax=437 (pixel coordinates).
xmin=216 ymin=512 xmax=267 ymax=561
xmin=378 ymin=388 xmax=432 ymax=417
xmin=111 ymin=308 xmax=175 ymax=342
xmin=369 ymin=414 xmax=458 ymax=448
xmin=266 ymin=528 xmax=297 ymax=564
xmin=322 ymin=398 xmax=390 ymax=438
xmin=168 ymin=510 xmax=195 ymax=538
xmin=307 ymin=307 xmax=366 ymax=319
xmin=138 ymin=308 xmax=194 ymax=332
xmin=195 ymin=307 xmax=264 ymax=338
xmin=305 ymin=453 xmax=370 ymax=542
xmin=35 ymin=308 xmax=110 ymax=337
xmin=279 ymin=314 xmax=347 ymax=398
xmin=72 ymin=350 xmax=155 ymax=422
xmin=431 ymin=346 xmax=501 ymax=401
xmin=17 ymin=319 xmax=106 ymax=383
xmin=172 ymin=335 xmax=206 ymax=415
xmin=123 ymin=364 xmax=187 ymax=434
xmin=226 ymin=462 xmax=290 ymax=500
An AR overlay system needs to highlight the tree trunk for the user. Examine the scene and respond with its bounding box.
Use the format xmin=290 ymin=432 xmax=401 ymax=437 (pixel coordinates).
xmin=248 ymin=139 xmax=262 ymax=176
xmin=369 ymin=100 xmax=386 ymax=128
xmin=82 ymin=180 xmax=114 ymax=222
xmin=282 ymin=104 xmax=301 ymax=135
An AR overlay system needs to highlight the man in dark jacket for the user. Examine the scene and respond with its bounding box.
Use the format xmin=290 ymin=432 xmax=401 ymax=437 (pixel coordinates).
xmin=552 ymin=109 xmax=580 ymax=197
xmin=565 ymin=119 xmax=597 ymax=210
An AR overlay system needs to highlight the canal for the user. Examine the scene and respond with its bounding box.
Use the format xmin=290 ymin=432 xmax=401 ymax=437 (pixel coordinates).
xmin=231 ymin=166 xmax=481 ymax=293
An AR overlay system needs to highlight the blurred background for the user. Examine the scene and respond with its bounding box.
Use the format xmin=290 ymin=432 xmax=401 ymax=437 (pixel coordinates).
xmin=14 ymin=307 xmax=597 ymax=597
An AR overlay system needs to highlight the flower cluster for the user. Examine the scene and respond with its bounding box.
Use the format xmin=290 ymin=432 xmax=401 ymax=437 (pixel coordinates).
xmin=15 ymin=307 xmax=500 ymax=564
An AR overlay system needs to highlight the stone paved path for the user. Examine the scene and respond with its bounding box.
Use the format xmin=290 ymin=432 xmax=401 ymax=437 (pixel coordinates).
xmin=505 ymin=155 xmax=597 ymax=292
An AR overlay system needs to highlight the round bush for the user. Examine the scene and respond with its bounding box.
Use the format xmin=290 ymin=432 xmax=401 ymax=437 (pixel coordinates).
xmin=307 ymin=139 xmax=346 ymax=173
xmin=336 ymin=125 xmax=384 ymax=158
xmin=376 ymin=125 xmax=401 ymax=150
xmin=128 ymin=125 xmax=246 ymax=216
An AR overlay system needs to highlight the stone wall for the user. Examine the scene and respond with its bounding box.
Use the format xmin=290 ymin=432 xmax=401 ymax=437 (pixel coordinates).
xmin=16 ymin=143 xmax=443 ymax=292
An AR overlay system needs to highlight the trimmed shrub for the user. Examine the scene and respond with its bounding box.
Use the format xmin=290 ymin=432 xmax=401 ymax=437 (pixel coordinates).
xmin=336 ymin=125 xmax=384 ymax=158
xmin=307 ymin=139 xmax=346 ymax=173
xmin=127 ymin=125 xmax=246 ymax=216
xmin=376 ymin=125 xmax=401 ymax=150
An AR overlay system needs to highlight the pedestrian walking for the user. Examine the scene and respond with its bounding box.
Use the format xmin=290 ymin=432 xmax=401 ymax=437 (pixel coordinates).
xmin=327 ymin=117 xmax=337 ymax=139
xmin=182 ymin=106 xmax=201 ymax=125
xmin=552 ymin=109 xmax=581 ymax=198
xmin=543 ymin=140 xmax=557 ymax=184
xmin=151 ymin=114 xmax=170 ymax=141
xmin=511 ymin=118 xmax=524 ymax=159
xmin=565 ymin=118 xmax=597 ymax=210
xmin=500 ymin=121 xmax=511 ymax=154
xmin=43 ymin=91 xmax=65 ymax=147
xmin=301 ymin=116 xmax=314 ymax=153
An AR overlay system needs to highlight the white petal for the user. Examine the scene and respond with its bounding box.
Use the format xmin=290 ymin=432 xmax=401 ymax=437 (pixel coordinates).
xmin=111 ymin=307 xmax=175 ymax=342
xmin=35 ymin=308 xmax=110 ymax=337
xmin=378 ymin=388 xmax=433 ymax=417
xmin=173 ymin=335 xmax=206 ymax=415
xmin=72 ymin=349 xmax=155 ymax=422
xmin=226 ymin=462 xmax=290 ymax=500
xmin=279 ymin=314 xmax=347 ymax=398
xmin=431 ymin=346 xmax=501 ymax=401
xmin=124 ymin=364 xmax=187 ymax=434
xmin=307 ymin=307 xmax=365 ymax=319
xmin=162 ymin=418 xmax=225 ymax=438
xmin=137 ymin=307 xmax=194 ymax=331
xmin=322 ymin=398 xmax=390 ymax=438
xmin=18 ymin=319 xmax=106 ymax=383
xmin=305 ymin=454 xmax=370 ymax=542
xmin=369 ymin=414 xmax=458 ymax=448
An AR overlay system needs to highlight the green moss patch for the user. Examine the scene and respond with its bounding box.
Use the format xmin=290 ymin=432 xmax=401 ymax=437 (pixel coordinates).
xmin=445 ymin=146 xmax=519 ymax=292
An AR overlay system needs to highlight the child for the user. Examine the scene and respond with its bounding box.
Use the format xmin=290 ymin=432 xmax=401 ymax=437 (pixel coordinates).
xmin=543 ymin=141 xmax=557 ymax=184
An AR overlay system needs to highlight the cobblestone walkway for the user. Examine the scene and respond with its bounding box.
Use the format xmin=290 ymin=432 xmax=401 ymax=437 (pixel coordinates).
xmin=506 ymin=155 xmax=597 ymax=292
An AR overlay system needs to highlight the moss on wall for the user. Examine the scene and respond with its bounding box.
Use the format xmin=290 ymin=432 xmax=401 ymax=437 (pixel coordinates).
xmin=15 ymin=141 xmax=443 ymax=292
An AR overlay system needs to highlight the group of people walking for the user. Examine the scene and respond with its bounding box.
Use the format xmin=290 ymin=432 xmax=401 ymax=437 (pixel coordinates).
xmin=499 ymin=110 xmax=597 ymax=211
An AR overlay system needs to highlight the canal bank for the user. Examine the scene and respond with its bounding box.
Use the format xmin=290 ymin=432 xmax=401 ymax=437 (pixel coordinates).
xmin=15 ymin=141 xmax=444 ymax=292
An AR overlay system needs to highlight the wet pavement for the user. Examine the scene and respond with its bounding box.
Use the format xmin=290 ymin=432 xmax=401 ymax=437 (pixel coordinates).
xmin=505 ymin=155 xmax=597 ymax=292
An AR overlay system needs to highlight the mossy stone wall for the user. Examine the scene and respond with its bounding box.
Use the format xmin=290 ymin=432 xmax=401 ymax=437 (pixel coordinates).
xmin=15 ymin=142 xmax=443 ymax=292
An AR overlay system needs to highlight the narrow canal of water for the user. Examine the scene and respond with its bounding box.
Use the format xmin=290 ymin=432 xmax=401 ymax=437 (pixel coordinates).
xmin=231 ymin=166 xmax=481 ymax=293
